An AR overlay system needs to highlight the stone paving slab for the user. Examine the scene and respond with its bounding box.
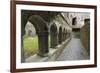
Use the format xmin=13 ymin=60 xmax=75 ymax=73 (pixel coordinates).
xmin=56 ymin=38 xmax=89 ymax=61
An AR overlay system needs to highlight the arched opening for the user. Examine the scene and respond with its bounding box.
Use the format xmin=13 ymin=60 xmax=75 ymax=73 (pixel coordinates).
xmin=50 ymin=24 xmax=58 ymax=48
xmin=72 ymin=17 xmax=77 ymax=25
xmin=58 ymin=27 xmax=62 ymax=44
xmin=28 ymin=15 xmax=49 ymax=57
xmin=21 ymin=14 xmax=49 ymax=63
xmin=24 ymin=21 xmax=38 ymax=59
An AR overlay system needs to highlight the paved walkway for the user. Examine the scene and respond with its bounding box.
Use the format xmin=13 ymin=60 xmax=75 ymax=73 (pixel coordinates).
xmin=57 ymin=38 xmax=89 ymax=61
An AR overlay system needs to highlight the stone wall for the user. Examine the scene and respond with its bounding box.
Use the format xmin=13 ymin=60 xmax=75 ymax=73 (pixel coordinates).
xmin=80 ymin=19 xmax=90 ymax=55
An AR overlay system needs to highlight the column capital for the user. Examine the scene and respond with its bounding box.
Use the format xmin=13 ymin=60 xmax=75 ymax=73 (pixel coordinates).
xmin=37 ymin=31 xmax=48 ymax=35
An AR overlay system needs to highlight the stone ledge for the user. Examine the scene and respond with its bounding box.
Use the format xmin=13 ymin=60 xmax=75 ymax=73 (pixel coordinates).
xmin=25 ymin=38 xmax=71 ymax=63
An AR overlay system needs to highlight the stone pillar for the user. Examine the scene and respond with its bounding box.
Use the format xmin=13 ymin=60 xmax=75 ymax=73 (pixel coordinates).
xmin=64 ymin=32 xmax=66 ymax=41
xmin=21 ymin=12 xmax=28 ymax=63
xmin=65 ymin=32 xmax=67 ymax=40
xmin=21 ymin=30 xmax=25 ymax=63
xmin=67 ymin=33 xmax=69 ymax=38
xmin=58 ymin=34 xmax=62 ymax=44
xmin=50 ymin=32 xmax=58 ymax=48
xmin=37 ymin=31 xmax=49 ymax=57
xmin=58 ymin=31 xmax=62 ymax=44
xmin=64 ymin=33 xmax=66 ymax=41
xmin=66 ymin=33 xmax=67 ymax=38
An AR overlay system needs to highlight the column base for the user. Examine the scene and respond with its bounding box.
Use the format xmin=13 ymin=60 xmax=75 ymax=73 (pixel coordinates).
xmin=37 ymin=53 xmax=48 ymax=57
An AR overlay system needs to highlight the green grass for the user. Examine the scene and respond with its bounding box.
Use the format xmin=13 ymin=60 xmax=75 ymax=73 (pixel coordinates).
xmin=23 ymin=35 xmax=51 ymax=58
xmin=23 ymin=35 xmax=38 ymax=58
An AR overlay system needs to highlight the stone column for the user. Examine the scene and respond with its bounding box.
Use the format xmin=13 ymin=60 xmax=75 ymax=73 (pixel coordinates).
xmin=58 ymin=34 xmax=62 ymax=44
xmin=58 ymin=31 xmax=62 ymax=44
xmin=64 ymin=32 xmax=66 ymax=41
xmin=50 ymin=32 xmax=58 ymax=48
xmin=21 ymin=28 xmax=25 ymax=63
xmin=37 ymin=31 xmax=49 ymax=57
xmin=64 ymin=33 xmax=66 ymax=41
xmin=21 ymin=12 xmax=28 ymax=63
xmin=65 ymin=33 xmax=67 ymax=39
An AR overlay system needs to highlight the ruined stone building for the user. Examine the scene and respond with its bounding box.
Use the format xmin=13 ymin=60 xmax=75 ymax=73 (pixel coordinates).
xmin=21 ymin=10 xmax=90 ymax=62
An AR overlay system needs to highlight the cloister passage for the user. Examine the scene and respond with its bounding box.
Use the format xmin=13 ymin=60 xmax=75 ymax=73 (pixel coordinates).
xmin=25 ymin=32 xmax=89 ymax=62
xmin=57 ymin=35 xmax=89 ymax=61
xmin=21 ymin=10 xmax=90 ymax=62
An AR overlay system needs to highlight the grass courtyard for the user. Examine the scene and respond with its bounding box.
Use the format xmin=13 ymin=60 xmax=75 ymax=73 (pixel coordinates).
xmin=23 ymin=35 xmax=38 ymax=58
xmin=23 ymin=35 xmax=50 ymax=58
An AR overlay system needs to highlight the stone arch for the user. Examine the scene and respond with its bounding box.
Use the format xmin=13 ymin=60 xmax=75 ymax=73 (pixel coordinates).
xmin=21 ymin=13 xmax=49 ymax=62
xmin=27 ymin=15 xmax=49 ymax=57
xmin=50 ymin=23 xmax=58 ymax=48
xmin=28 ymin=15 xmax=48 ymax=32
xmin=58 ymin=26 xmax=63 ymax=44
